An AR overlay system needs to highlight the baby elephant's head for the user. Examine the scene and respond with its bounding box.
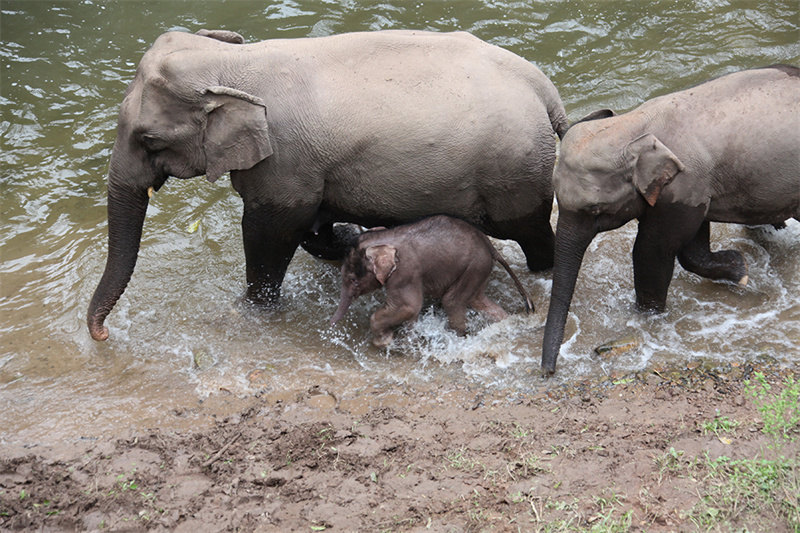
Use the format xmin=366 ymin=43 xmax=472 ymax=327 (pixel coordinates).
xmin=330 ymin=244 xmax=397 ymax=324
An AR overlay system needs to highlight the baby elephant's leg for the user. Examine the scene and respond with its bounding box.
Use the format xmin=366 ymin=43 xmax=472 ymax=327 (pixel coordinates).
xmin=468 ymin=271 xmax=508 ymax=322
xmin=442 ymin=272 xmax=486 ymax=335
xmin=442 ymin=270 xmax=499 ymax=335
xmin=369 ymin=290 xmax=423 ymax=347
xmin=441 ymin=296 xmax=468 ymax=336
xmin=471 ymin=293 xmax=508 ymax=322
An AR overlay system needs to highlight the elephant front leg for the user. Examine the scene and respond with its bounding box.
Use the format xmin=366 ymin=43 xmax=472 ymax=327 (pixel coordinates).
xmin=241 ymin=205 xmax=303 ymax=306
xmin=369 ymin=291 xmax=423 ymax=347
xmin=632 ymin=238 xmax=675 ymax=313
xmin=677 ymin=220 xmax=748 ymax=285
xmin=632 ymin=205 xmax=706 ymax=312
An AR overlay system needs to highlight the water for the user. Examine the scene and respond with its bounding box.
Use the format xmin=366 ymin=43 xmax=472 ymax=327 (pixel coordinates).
xmin=1 ymin=1 xmax=798 ymax=444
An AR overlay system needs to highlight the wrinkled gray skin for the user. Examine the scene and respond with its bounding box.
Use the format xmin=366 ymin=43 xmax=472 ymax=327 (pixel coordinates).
xmin=542 ymin=65 xmax=800 ymax=374
xmin=87 ymin=29 xmax=566 ymax=341
xmin=330 ymin=215 xmax=533 ymax=347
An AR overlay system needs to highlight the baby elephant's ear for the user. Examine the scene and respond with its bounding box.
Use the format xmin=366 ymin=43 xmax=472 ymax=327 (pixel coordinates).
xmin=626 ymin=133 xmax=686 ymax=206
xmin=365 ymin=245 xmax=397 ymax=285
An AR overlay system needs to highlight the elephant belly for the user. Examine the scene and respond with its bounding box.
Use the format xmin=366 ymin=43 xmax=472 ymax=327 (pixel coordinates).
xmin=706 ymin=169 xmax=800 ymax=225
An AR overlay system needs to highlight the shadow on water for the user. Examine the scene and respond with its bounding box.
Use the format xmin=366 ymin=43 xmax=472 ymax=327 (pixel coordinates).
xmin=0 ymin=0 xmax=798 ymax=443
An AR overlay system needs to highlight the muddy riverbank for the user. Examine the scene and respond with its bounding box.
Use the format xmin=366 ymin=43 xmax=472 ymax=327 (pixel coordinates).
xmin=2 ymin=359 xmax=797 ymax=532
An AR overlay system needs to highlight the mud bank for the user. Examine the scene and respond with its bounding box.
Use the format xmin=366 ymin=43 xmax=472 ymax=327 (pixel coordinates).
xmin=2 ymin=360 xmax=798 ymax=532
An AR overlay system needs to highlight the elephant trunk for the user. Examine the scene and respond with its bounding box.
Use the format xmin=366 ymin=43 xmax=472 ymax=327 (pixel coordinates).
xmin=87 ymin=179 xmax=149 ymax=341
xmin=330 ymin=287 xmax=355 ymax=325
xmin=541 ymin=210 xmax=597 ymax=375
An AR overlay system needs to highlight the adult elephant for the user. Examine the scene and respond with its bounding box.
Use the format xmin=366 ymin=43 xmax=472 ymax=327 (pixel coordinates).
xmin=87 ymin=29 xmax=567 ymax=341
xmin=541 ymin=65 xmax=799 ymax=374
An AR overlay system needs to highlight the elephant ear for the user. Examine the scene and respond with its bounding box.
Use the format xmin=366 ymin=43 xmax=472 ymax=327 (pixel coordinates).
xmin=196 ymin=29 xmax=245 ymax=44
xmin=201 ymin=86 xmax=273 ymax=183
xmin=365 ymin=245 xmax=397 ymax=286
xmin=626 ymin=133 xmax=686 ymax=207
xmin=573 ymin=108 xmax=616 ymax=126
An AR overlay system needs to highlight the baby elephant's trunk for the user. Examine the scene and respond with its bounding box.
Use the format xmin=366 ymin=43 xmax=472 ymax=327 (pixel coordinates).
xmin=490 ymin=246 xmax=534 ymax=313
xmin=330 ymin=290 xmax=354 ymax=325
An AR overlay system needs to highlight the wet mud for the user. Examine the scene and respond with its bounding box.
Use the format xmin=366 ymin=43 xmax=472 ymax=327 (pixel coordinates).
xmin=2 ymin=360 xmax=797 ymax=532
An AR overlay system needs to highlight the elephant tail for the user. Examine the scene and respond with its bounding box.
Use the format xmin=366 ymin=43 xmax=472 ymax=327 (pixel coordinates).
xmin=490 ymin=245 xmax=534 ymax=314
xmin=550 ymin=105 xmax=568 ymax=140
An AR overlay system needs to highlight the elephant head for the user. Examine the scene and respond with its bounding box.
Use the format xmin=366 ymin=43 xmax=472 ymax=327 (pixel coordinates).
xmin=87 ymin=30 xmax=273 ymax=341
xmin=330 ymin=244 xmax=396 ymax=325
xmin=541 ymin=110 xmax=685 ymax=374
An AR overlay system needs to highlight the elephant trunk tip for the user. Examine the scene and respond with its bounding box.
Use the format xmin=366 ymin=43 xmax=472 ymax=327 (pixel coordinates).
xmin=541 ymin=346 xmax=558 ymax=376
xmin=541 ymin=361 xmax=556 ymax=377
xmin=330 ymin=309 xmax=346 ymax=326
xmin=330 ymin=296 xmax=352 ymax=325
xmin=88 ymin=319 xmax=110 ymax=341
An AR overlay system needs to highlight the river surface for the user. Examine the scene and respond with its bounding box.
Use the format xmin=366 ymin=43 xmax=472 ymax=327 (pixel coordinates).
xmin=1 ymin=1 xmax=798 ymax=444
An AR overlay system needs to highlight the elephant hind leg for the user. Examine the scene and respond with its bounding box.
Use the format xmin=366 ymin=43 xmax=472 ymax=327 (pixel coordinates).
xmin=487 ymin=212 xmax=554 ymax=272
xmin=470 ymin=294 xmax=508 ymax=322
xmin=441 ymin=296 xmax=468 ymax=336
xmin=518 ymin=227 xmax=555 ymax=272
xmin=677 ymin=220 xmax=748 ymax=285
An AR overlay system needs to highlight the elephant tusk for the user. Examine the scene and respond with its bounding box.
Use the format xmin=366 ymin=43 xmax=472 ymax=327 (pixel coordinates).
xmin=147 ymin=186 xmax=154 ymax=198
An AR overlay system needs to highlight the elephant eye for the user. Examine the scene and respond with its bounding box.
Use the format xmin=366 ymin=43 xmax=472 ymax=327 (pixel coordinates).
xmin=140 ymin=133 xmax=168 ymax=153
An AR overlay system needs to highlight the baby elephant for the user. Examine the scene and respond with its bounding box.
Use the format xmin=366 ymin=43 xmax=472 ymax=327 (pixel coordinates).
xmin=330 ymin=215 xmax=533 ymax=347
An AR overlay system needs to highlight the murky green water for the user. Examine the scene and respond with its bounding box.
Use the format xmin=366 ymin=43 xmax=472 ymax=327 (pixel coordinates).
xmin=1 ymin=1 xmax=798 ymax=444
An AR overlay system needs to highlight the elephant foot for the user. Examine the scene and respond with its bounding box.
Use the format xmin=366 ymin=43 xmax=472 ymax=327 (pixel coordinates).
xmin=471 ymin=296 xmax=508 ymax=322
xmin=708 ymin=249 xmax=748 ymax=285
xmin=525 ymin=254 xmax=554 ymax=272
xmin=678 ymin=246 xmax=748 ymax=286
xmin=244 ymin=283 xmax=282 ymax=308
xmin=634 ymin=296 xmax=667 ymax=314
xmin=371 ymin=330 xmax=394 ymax=348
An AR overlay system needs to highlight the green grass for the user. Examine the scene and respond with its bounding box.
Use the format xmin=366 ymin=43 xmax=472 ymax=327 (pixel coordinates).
xmin=746 ymin=372 xmax=800 ymax=444
xmin=678 ymin=373 xmax=800 ymax=531
xmin=701 ymin=413 xmax=741 ymax=438
xmin=689 ymin=453 xmax=798 ymax=529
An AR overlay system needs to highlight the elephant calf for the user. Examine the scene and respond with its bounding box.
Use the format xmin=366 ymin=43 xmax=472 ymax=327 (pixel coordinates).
xmin=542 ymin=65 xmax=799 ymax=374
xmin=330 ymin=216 xmax=533 ymax=347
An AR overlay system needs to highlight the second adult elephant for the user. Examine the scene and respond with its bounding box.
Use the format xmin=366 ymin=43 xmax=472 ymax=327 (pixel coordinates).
xmin=87 ymin=29 xmax=568 ymax=341
xmin=542 ymin=65 xmax=799 ymax=374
